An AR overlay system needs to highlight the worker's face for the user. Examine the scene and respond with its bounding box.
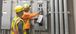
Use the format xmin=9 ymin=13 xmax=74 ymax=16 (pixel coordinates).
xmin=23 ymin=7 xmax=30 ymax=11
xmin=16 ymin=11 xmax=23 ymax=18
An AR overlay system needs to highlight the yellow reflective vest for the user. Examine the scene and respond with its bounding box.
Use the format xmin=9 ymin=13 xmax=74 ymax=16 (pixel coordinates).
xmin=11 ymin=16 xmax=26 ymax=34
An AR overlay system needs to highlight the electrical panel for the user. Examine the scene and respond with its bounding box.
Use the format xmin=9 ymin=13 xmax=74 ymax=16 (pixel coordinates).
xmin=31 ymin=1 xmax=47 ymax=31
xmin=1 ymin=1 xmax=12 ymax=29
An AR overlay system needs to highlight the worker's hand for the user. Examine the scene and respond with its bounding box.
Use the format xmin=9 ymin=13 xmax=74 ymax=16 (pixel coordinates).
xmin=23 ymin=29 xmax=26 ymax=32
xmin=31 ymin=12 xmax=40 ymax=16
xmin=13 ymin=28 xmax=18 ymax=34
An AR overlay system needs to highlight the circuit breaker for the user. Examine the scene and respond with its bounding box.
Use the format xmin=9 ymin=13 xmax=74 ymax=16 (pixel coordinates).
xmin=1 ymin=1 xmax=12 ymax=29
xmin=31 ymin=1 xmax=47 ymax=31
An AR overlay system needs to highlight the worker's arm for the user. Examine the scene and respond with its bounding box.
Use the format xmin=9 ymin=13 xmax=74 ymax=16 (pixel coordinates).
xmin=30 ymin=12 xmax=40 ymax=17
xmin=11 ymin=17 xmax=18 ymax=31
xmin=11 ymin=19 xmax=14 ymax=29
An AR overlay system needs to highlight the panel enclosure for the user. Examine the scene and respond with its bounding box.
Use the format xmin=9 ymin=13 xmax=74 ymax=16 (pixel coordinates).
xmin=31 ymin=1 xmax=47 ymax=31
xmin=1 ymin=1 xmax=12 ymax=29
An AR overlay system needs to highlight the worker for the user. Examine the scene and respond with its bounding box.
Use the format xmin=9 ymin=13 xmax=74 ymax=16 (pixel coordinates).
xmin=11 ymin=5 xmax=26 ymax=34
xmin=21 ymin=3 xmax=40 ymax=34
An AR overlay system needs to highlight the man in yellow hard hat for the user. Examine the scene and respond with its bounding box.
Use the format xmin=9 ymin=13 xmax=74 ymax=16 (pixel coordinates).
xmin=11 ymin=5 xmax=26 ymax=34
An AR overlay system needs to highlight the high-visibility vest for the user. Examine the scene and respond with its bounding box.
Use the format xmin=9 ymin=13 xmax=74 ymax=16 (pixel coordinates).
xmin=11 ymin=16 xmax=26 ymax=34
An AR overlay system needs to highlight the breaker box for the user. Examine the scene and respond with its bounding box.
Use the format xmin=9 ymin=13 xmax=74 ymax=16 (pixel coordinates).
xmin=1 ymin=1 xmax=12 ymax=29
xmin=31 ymin=1 xmax=47 ymax=31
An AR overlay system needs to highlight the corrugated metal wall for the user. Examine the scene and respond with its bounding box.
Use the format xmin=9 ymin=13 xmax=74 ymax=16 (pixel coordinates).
xmin=0 ymin=0 xmax=2 ymax=34
xmin=67 ymin=0 xmax=75 ymax=34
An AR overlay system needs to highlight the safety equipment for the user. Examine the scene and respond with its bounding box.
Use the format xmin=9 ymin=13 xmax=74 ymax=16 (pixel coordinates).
xmin=15 ymin=5 xmax=23 ymax=13
xmin=23 ymin=3 xmax=30 ymax=8
xmin=11 ymin=16 xmax=26 ymax=34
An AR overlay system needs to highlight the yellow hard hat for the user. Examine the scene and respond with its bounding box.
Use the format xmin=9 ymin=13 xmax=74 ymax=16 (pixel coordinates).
xmin=15 ymin=5 xmax=23 ymax=13
xmin=23 ymin=3 xmax=30 ymax=8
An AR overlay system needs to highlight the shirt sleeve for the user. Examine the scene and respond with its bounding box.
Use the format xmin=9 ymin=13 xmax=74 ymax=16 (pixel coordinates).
xmin=11 ymin=19 xmax=15 ymax=30
xmin=30 ymin=12 xmax=39 ymax=18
